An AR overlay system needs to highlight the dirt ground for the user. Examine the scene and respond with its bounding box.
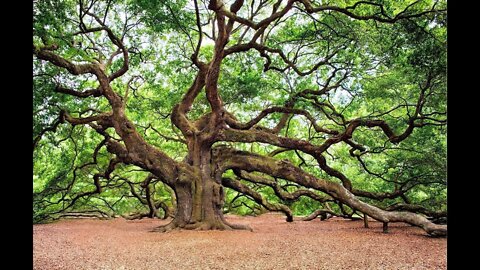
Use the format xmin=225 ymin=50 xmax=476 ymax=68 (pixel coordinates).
xmin=33 ymin=213 xmax=446 ymax=269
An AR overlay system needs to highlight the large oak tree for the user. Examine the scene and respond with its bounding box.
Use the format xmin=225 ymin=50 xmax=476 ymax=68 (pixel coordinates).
xmin=33 ymin=0 xmax=447 ymax=236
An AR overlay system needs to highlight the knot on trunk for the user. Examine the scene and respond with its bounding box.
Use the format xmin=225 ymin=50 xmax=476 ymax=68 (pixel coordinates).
xmin=123 ymin=121 xmax=135 ymax=133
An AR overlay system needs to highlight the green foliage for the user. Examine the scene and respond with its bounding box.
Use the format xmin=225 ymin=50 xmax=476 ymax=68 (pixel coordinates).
xmin=129 ymin=0 xmax=194 ymax=32
xmin=33 ymin=0 xmax=446 ymax=223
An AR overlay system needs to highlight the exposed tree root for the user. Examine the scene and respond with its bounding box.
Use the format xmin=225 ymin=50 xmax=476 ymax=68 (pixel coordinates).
xmin=151 ymin=220 xmax=180 ymax=232
xmin=220 ymin=215 xmax=253 ymax=231
xmin=151 ymin=218 xmax=252 ymax=232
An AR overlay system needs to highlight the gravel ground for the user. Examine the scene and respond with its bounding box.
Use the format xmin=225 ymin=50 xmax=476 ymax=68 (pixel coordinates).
xmin=33 ymin=213 xmax=446 ymax=270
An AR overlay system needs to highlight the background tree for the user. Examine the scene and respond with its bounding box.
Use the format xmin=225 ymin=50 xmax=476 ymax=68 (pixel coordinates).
xmin=33 ymin=0 xmax=447 ymax=236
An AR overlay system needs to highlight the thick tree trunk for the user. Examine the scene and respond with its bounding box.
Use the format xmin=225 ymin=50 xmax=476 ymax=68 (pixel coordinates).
xmin=153 ymin=175 xmax=250 ymax=231
xmin=153 ymin=143 xmax=251 ymax=232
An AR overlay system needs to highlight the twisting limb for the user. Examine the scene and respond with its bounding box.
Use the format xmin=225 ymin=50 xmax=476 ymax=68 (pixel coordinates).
xmin=225 ymin=106 xmax=338 ymax=135
xmin=33 ymin=111 xmax=66 ymax=150
xmin=81 ymin=10 xmax=129 ymax=81
xmin=302 ymin=208 xmax=361 ymax=221
xmin=55 ymin=210 xmax=112 ymax=220
xmin=385 ymin=203 xmax=447 ymax=220
xmin=215 ymin=148 xmax=446 ymax=236
xmin=234 ymin=170 xmax=332 ymax=203
xmin=46 ymin=157 xmax=121 ymax=217
xmin=222 ymin=177 xmax=293 ymax=221
xmin=299 ymin=0 xmax=445 ymax=23
xmin=54 ymin=85 xmax=102 ymax=98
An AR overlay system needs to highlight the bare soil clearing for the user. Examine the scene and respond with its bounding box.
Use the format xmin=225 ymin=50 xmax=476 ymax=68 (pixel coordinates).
xmin=33 ymin=213 xmax=446 ymax=269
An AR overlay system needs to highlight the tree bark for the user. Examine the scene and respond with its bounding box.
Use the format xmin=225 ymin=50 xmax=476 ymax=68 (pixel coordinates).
xmin=364 ymin=213 xmax=369 ymax=228
xmin=154 ymin=140 xmax=251 ymax=232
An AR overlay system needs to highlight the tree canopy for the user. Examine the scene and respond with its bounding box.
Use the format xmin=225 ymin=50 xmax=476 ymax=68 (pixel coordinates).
xmin=33 ymin=0 xmax=447 ymax=236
